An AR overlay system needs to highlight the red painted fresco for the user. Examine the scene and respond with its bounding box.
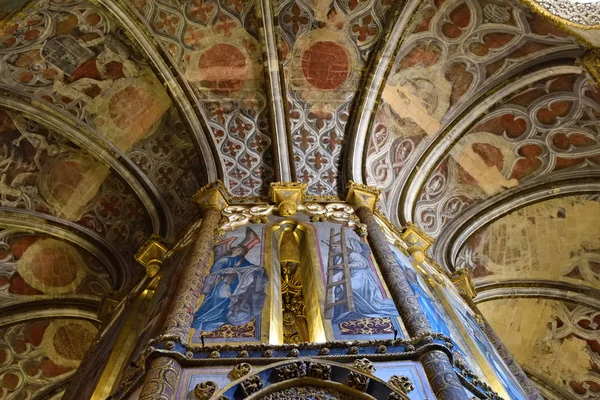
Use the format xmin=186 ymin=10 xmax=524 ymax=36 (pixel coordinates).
xmin=301 ymin=41 xmax=350 ymax=90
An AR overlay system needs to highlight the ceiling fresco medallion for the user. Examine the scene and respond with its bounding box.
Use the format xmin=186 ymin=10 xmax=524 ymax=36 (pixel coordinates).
xmin=39 ymin=152 xmax=110 ymax=221
xmin=16 ymin=238 xmax=86 ymax=295
xmin=184 ymin=28 xmax=263 ymax=98
xmin=287 ymin=29 xmax=360 ymax=107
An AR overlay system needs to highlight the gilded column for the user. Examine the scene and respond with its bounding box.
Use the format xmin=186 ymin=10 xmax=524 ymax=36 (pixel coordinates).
xmin=347 ymin=182 xmax=469 ymax=400
xmin=139 ymin=181 xmax=229 ymax=400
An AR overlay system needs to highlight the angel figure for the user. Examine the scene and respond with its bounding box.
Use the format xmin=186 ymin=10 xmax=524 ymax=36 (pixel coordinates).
xmin=329 ymin=237 xmax=399 ymax=323
xmin=192 ymin=227 xmax=267 ymax=333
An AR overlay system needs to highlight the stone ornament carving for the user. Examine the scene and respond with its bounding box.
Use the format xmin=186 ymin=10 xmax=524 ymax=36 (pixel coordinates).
xmin=194 ymin=381 xmax=218 ymax=400
xmin=241 ymin=375 xmax=263 ymax=396
xmin=260 ymin=385 xmax=354 ymax=400
xmin=353 ymin=358 xmax=376 ymax=375
xmin=307 ymin=362 xmax=332 ymax=380
xmin=388 ymin=375 xmax=415 ymax=394
xmin=274 ymin=361 xmax=307 ymax=381
xmin=229 ymin=363 xmax=252 ymax=380
xmin=347 ymin=371 xmax=370 ymax=392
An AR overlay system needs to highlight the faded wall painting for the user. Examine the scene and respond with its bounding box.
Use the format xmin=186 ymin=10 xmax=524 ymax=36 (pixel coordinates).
xmin=190 ymin=226 xmax=267 ymax=344
xmin=315 ymin=223 xmax=403 ymax=340
xmin=0 ymin=231 xmax=112 ymax=304
xmin=0 ymin=318 xmax=98 ymax=399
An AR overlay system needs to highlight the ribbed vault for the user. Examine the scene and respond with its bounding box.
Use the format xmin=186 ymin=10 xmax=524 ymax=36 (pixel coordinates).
xmin=0 ymin=0 xmax=599 ymax=398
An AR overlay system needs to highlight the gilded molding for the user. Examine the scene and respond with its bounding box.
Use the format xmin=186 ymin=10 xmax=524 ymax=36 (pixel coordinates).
xmin=346 ymin=181 xmax=381 ymax=211
xmin=400 ymin=222 xmax=434 ymax=265
xmin=579 ymin=49 xmax=600 ymax=86
xmin=269 ymin=182 xmax=307 ymax=216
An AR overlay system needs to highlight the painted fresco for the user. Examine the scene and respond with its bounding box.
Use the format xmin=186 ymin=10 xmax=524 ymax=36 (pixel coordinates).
xmin=0 ymin=318 xmax=98 ymax=400
xmin=280 ymin=0 xmax=393 ymax=195
xmin=415 ymin=73 xmax=600 ymax=236
xmin=190 ymin=226 xmax=267 ymax=344
xmin=365 ymin=0 xmax=579 ymax=215
xmin=132 ymin=0 xmax=275 ymax=197
xmin=481 ymin=298 xmax=600 ymax=399
xmin=0 ymin=230 xmax=112 ymax=304
xmin=315 ymin=223 xmax=403 ymax=340
xmin=0 ymin=0 xmax=204 ymax=238
xmin=0 ymin=109 xmax=152 ymax=261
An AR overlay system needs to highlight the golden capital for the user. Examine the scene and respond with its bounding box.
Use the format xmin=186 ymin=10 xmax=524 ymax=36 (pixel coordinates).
xmin=579 ymin=49 xmax=600 ymax=87
xmin=135 ymin=235 xmax=168 ymax=278
xmin=451 ymin=269 xmax=477 ymax=300
xmin=269 ymin=182 xmax=306 ymax=216
xmin=193 ymin=179 xmax=230 ymax=212
xmin=400 ymin=222 xmax=434 ymax=264
xmin=346 ymin=181 xmax=381 ymax=211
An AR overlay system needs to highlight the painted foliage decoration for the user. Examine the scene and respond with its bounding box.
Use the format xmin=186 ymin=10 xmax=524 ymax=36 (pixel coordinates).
xmin=131 ymin=0 xmax=275 ymax=197
xmin=416 ymin=74 xmax=600 ymax=236
xmin=0 ymin=318 xmax=98 ymax=400
xmin=281 ymin=0 xmax=393 ymax=195
xmin=365 ymin=0 xmax=579 ymax=215
xmin=190 ymin=225 xmax=267 ymax=343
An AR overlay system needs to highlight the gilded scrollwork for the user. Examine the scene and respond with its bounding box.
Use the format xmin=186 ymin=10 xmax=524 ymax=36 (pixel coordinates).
xmin=194 ymin=381 xmax=218 ymax=400
xmin=229 ymin=363 xmax=252 ymax=380
xmin=353 ymin=358 xmax=376 ymax=375
xmin=274 ymin=361 xmax=307 ymax=381
xmin=346 ymin=371 xmax=370 ymax=392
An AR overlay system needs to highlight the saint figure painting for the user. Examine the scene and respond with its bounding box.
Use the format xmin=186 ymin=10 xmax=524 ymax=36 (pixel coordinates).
xmin=329 ymin=236 xmax=399 ymax=323
xmin=192 ymin=227 xmax=267 ymax=334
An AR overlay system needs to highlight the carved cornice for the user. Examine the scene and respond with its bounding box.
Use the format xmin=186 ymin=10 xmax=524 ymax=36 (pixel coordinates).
xmin=450 ymin=270 xmax=477 ymax=300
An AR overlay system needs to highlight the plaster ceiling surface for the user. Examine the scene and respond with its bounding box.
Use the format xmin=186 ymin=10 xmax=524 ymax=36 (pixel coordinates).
xmin=0 ymin=0 xmax=599 ymax=398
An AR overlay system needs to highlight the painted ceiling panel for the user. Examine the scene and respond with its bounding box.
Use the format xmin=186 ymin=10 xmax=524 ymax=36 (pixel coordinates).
xmin=365 ymin=0 xmax=581 ymax=216
xmin=0 ymin=318 xmax=98 ymax=400
xmin=415 ymin=73 xmax=600 ymax=237
xmin=280 ymin=0 xmax=393 ymax=195
xmin=479 ymin=298 xmax=600 ymax=399
xmin=0 ymin=109 xmax=152 ymax=264
xmin=458 ymin=195 xmax=600 ymax=289
xmin=131 ymin=0 xmax=276 ymax=197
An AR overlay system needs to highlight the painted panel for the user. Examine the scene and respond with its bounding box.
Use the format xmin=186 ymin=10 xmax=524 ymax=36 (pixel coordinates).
xmin=189 ymin=225 xmax=268 ymax=344
xmin=371 ymin=360 xmax=435 ymax=400
xmin=314 ymin=222 xmax=404 ymax=340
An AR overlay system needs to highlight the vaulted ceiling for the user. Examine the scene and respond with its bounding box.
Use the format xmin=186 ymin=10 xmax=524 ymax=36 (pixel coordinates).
xmin=0 ymin=0 xmax=598 ymax=398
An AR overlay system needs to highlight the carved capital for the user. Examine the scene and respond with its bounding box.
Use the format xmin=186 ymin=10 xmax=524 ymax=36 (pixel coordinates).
xmin=579 ymin=49 xmax=600 ymax=87
xmin=346 ymin=181 xmax=380 ymax=210
xmin=269 ymin=182 xmax=306 ymax=216
xmin=400 ymin=222 xmax=434 ymax=264
xmin=451 ymin=269 xmax=477 ymax=300
xmin=193 ymin=180 xmax=230 ymax=212
xmin=134 ymin=235 xmax=168 ymax=278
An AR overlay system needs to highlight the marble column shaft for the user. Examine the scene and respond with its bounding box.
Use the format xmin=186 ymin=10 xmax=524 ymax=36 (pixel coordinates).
xmin=354 ymin=206 xmax=469 ymax=400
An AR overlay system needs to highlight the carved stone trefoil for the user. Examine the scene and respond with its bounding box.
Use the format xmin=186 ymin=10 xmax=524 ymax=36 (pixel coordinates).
xmin=229 ymin=363 xmax=252 ymax=380
xmin=194 ymin=381 xmax=218 ymax=400
xmin=388 ymin=375 xmax=415 ymax=394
